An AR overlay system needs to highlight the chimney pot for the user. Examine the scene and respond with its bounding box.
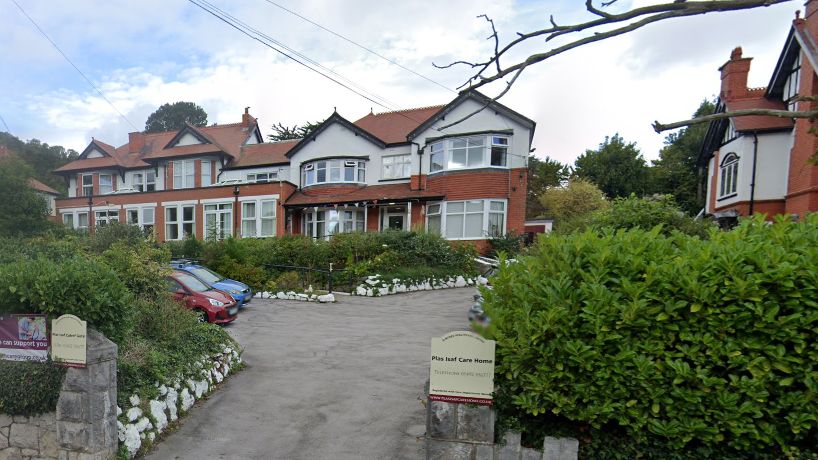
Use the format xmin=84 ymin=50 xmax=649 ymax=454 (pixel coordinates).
xmin=730 ymin=47 xmax=743 ymax=60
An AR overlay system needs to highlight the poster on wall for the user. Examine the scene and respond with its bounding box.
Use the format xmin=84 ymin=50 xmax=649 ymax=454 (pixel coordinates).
xmin=429 ymin=330 xmax=495 ymax=406
xmin=51 ymin=314 xmax=87 ymax=368
xmin=0 ymin=314 xmax=49 ymax=363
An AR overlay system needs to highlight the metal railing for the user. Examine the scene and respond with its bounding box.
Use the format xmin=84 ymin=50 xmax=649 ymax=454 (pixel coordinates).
xmin=263 ymin=263 xmax=357 ymax=294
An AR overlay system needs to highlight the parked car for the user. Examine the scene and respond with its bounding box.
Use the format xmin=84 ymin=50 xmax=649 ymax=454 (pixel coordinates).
xmin=170 ymin=260 xmax=253 ymax=306
xmin=166 ymin=270 xmax=238 ymax=324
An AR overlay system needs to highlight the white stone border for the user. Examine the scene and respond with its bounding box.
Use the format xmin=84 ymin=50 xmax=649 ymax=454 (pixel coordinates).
xmin=116 ymin=344 xmax=242 ymax=458
xmin=252 ymin=291 xmax=336 ymax=303
xmin=354 ymin=274 xmax=488 ymax=297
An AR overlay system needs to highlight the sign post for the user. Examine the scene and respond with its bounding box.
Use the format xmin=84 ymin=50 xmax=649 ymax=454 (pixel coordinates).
xmin=429 ymin=331 xmax=495 ymax=405
xmin=0 ymin=314 xmax=49 ymax=362
xmin=51 ymin=314 xmax=87 ymax=368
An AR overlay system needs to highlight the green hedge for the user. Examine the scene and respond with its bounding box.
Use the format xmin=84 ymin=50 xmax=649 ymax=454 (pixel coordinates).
xmin=483 ymin=215 xmax=818 ymax=457
xmin=0 ymin=360 xmax=65 ymax=415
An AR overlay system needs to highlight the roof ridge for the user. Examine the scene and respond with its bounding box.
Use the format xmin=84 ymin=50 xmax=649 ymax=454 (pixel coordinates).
xmin=369 ymin=104 xmax=445 ymax=116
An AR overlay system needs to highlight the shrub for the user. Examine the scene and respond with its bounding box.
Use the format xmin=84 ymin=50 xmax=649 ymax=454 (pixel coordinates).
xmin=488 ymin=231 xmax=525 ymax=258
xmin=88 ymin=222 xmax=147 ymax=253
xmin=0 ymin=257 xmax=133 ymax=343
xmin=102 ymin=242 xmax=171 ymax=300
xmin=271 ymin=271 xmax=302 ymax=292
xmin=483 ymin=215 xmax=818 ymax=457
xmin=588 ymin=194 xmax=715 ymax=238
xmin=0 ymin=360 xmax=66 ymax=415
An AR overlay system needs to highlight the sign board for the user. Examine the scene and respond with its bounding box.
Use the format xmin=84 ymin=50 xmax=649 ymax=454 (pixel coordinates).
xmin=429 ymin=331 xmax=495 ymax=405
xmin=0 ymin=314 xmax=49 ymax=362
xmin=51 ymin=314 xmax=87 ymax=368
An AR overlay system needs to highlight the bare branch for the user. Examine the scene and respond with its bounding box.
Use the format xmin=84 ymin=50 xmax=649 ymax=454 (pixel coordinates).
xmin=587 ymin=0 xmax=614 ymax=18
xmin=477 ymin=14 xmax=502 ymax=74
xmin=652 ymin=108 xmax=818 ymax=133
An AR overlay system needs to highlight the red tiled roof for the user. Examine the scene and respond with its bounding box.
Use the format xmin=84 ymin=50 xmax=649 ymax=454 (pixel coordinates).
xmin=354 ymin=106 xmax=443 ymax=144
xmin=231 ymin=140 xmax=298 ymax=168
xmin=285 ymin=183 xmax=443 ymax=207
xmin=726 ymin=94 xmax=793 ymax=132
xmin=28 ymin=178 xmax=60 ymax=195
xmin=54 ymin=156 xmax=122 ymax=173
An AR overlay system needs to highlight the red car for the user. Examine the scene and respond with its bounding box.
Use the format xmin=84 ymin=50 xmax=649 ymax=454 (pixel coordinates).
xmin=166 ymin=270 xmax=238 ymax=324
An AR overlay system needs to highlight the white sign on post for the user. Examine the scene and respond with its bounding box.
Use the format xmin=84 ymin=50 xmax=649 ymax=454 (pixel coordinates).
xmin=429 ymin=331 xmax=495 ymax=405
xmin=51 ymin=314 xmax=87 ymax=368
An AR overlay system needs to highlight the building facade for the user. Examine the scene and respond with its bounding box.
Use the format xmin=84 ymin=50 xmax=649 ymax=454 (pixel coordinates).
xmin=700 ymin=1 xmax=818 ymax=223
xmin=53 ymin=91 xmax=533 ymax=252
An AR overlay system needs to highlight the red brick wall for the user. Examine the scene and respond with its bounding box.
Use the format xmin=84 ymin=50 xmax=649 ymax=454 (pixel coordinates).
xmin=785 ymin=47 xmax=818 ymax=216
xmin=714 ymin=199 xmax=786 ymax=219
xmin=709 ymin=151 xmax=719 ymax=214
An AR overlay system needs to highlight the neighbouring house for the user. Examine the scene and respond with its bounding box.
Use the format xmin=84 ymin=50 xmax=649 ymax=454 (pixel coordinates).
xmin=0 ymin=145 xmax=61 ymax=217
xmin=53 ymin=90 xmax=534 ymax=252
xmin=523 ymin=218 xmax=553 ymax=244
xmin=699 ymin=1 xmax=818 ymax=225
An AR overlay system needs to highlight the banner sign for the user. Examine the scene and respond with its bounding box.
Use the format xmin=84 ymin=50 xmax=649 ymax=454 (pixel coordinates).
xmin=52 ymin=314 xmax=87 ymax=368
xmin=429 ymin=331 xmax=495 ymax=406
xmin=0 ymin=314 xmax=49 ymax=363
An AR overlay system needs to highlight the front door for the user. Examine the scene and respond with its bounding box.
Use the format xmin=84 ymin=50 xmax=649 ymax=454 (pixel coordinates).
xmin=382 ymin=206 xmax=406 ymax=231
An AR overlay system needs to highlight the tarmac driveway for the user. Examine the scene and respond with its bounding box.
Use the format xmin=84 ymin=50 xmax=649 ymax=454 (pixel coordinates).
xmin=145 ymin=288 xmax=476 ymax=460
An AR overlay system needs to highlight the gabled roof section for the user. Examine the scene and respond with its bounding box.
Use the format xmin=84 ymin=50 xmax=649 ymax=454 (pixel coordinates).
xmin=163 ymin=124 xmax=212 ymax=149
xmin=79 ymin=139 xmax=117 ymax=160
xmin=28 ymin=178 xmax=60 ymax=196
xmin=54 ymin=139 xmax=124 ymax=174
xmin=768 ymin=18 xmax=818 ymax=99
xmin=229 ymin=140 xmax=298 ymax=169
xmin=285 ymin=112 xmax=387 ymax=158
xmin=407 ymin=90 xmax=536 ymax=141
xmin=354 ymin=105 xmax=444 ymax=144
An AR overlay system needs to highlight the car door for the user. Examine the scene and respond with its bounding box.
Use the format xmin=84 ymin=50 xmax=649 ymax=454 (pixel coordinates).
xmin=166 ymin=278 xmax=193 ymax=309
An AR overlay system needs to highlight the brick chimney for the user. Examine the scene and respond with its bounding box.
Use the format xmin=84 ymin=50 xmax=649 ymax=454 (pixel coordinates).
xmin=242 ymin=107 xmax=253 ymax=127
xmin=128 ymin=132 xmax=145 ymax=154
xmin=719 ymin=47 xmax=752 ymax=101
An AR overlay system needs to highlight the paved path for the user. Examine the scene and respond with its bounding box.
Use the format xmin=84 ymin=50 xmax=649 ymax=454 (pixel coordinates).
xmin=145 ymin=288 xmax=476 ymax=460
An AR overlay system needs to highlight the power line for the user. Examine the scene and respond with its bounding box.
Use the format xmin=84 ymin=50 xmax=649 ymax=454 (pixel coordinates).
xmin=0 ymin=113 xmax=9 ymax=133
xmin=10 ymin=0 xmax=138 ymax=131
xmin=259 ymin=0 xmax=456 ymax=94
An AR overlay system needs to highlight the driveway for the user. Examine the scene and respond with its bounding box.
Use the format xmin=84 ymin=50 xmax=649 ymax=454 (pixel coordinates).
xmin=145 ymin=288 xmax=476 ymax=460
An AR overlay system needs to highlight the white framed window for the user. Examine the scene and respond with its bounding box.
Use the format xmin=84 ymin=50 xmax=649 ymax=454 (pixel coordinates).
xmin=723 ymin=122 xmax=737 ymax=144
xmin=172 ymin=160 xmax=195 ymax=189
xmin=165 ymin=205 xmax=195 ymax=240
xmin=426 ymin=199 xmax=507 ymax=240
xmin=301 ymin=159 xmax=366 ymax=186
xmin=302 ymin=208 xmax=364 ymax=239
xmin=201 ymin=160 xmax=212 ymax=186
xmin=99 ymin=174 xmax=113 ymax=195
xmin=241 ymin=199 xmax=277 ymax=238
xmin=95 ymin=209 xmax=119 ymax=227
xmin=62 ymin=213 xmax=74 ymax=228
xmin=719 ymin=153 xmax=739 ymax=198
xmin=247 ymin=172 xmax=277 ymax=183
xmin=204 ymin=203 xmax=233 ymax=240
xmin=126 ymin=206 xmax=156 ymax=235
xmin=77 ymin=212 xmax=88 ymax=231
xmin=429 ymin=135 xmax=511 ymax=173
xmin=81 ymin=174 xmax=93 ymax=196
xmin=133 ymin=171 xmax=156 ymax=192
xmin=382 ymin=155 xmax=412 ymax=179
xmin=784 ymin=53 xmax=802 ymax=111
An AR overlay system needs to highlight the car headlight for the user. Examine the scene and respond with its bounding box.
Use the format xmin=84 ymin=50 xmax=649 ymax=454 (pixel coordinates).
xmin=208 ymin=298 xmax=225 ymax=307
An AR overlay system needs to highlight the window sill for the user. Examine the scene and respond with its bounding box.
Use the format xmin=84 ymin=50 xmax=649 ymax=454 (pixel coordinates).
xmin=378 ymin=178 xmax=410 ymax=182
xmin=717 ymin=193 xmax=738 ymax=202
xmin=428 ymin=166 xmax=510 ymax=175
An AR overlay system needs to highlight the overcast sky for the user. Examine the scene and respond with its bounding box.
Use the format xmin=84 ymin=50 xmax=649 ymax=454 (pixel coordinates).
xmin=0 ymin=0 xmax=798 ymax=166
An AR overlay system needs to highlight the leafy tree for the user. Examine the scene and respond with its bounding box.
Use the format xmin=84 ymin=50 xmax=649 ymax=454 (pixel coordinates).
xmin=0 ymin=133 xmax=77 ymax=193
xmin=267 ymin=121 xmax=323 ymax=142
xmin=144 ymin=102 xmax=208 ymax=133
xmin=590 ymin=194 xmax=715 ymax=239
xmin=650 ymin=99 xmax=716 ymax=215
xmin=574 ymin=134 xmax=649 ymax=198
xmin=539 ymin=178 xmax=607 ymax=231
xmin=527 ymin=155 xmax=569 ymax=219
xmin=0 ymin=156 xmax=50 ymax=236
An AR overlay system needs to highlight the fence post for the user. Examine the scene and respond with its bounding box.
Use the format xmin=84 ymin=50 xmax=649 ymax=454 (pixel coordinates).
xmin=328 ymin=263 xmax=334 ymax=293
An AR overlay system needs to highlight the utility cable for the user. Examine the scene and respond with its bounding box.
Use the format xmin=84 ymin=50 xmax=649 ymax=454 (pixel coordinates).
xmin=260 ymin=0 xmax=455 ymax=94
xmin=0 ymin=113 xmax=9 ymax=132
xmin=10 ymin=0 xmax=139 ymax=131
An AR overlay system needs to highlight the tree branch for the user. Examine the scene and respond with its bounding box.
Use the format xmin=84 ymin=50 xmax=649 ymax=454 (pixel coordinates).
xmin=652 ymin=108 xmax=818 ymax=132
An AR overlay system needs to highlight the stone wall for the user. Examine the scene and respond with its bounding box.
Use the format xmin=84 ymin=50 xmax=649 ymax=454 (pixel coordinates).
xmin=426 ymin=383 xmax=578 ymax=460
xmin=0 ymin=413 xmax=59 ymax=460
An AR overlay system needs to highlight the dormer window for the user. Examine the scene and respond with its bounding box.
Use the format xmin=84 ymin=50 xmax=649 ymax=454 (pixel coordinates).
xmin=723 ymin=121 xmax=738 ymax=144
xmin=719 ymin=152 xmax=739 ymax=198
xmin=429 ymin=134 xmax=511 ymax=173
xmin=783 ymin=53 xmax=801 ymax=111
xmin=301 ymin=159 xmax=366 ymax=187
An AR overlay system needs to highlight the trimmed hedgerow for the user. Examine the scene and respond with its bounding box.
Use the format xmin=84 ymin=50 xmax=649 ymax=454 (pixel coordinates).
xmin=0 ymin=360 xmax=66 ymax=415
xmin=483 ymin=214 xmax=818 ymax=458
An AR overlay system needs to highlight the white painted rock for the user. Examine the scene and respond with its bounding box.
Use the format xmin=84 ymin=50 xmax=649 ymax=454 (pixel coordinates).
xmin=147 ymin=432 xmax=156 ymax=442
xmin=212 ymin=369 xmax=224 ymax=384
xmin=477 ymin=276 xmax=489 ymax=285
xmin=165 ymin=387 xmax=179 ymax=421
xmin=149 ymin=400 xmax=168 ymax=433
xmin=317 ymin=294 xmax=335 ymax=303
xmin=129 ymin=395 xmax=141 ymax=407
xmin=276 ymin=292 xmax=287 ymax=300
xmin=116 ymin=406 xmax=122 ymax=417
xmin=194 ymin=379 xmax=208 ymax=398
xmin=378 ymin=287 xmax=389 ymax=296
xmin=117 ymin=421 xmax=126 ymax=442
xmin=135 ymin=417 xmax=150 ymax=432
xmin=124 ymin=424 xmax=140 ymax=456
xmin=126 ymin=407 xmax=142 ymax=422
xmin=455 ymin=276 xmax=467 ymax=287
xmin=180 ymin=388 xmax=195 ymax=412
xmin=158 ymin=385 xmax=168 ymax=396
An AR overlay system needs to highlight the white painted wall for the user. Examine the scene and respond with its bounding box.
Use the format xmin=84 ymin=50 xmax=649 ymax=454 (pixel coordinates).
xmin=86 ymin=148 xmax=105 ymax=159
xmin=219 ymin=165 xmax=292 ymax=183
xmin=175 ymin=133 xmax=203 ymax=146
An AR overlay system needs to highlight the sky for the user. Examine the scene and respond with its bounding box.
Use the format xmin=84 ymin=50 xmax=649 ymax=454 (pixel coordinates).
xmin=0 ymin=0 xmax=799 ymax=166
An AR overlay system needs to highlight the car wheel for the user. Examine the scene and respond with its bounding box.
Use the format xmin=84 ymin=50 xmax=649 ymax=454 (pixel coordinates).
xmin=195 ymin=309 xmax=208 ymax=323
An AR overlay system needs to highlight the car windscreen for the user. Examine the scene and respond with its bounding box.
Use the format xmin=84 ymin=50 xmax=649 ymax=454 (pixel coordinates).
xmin=189 ymin=267 xmax=223 ymax=284
xmin=175 ymin=272 xmax=211 ymax=293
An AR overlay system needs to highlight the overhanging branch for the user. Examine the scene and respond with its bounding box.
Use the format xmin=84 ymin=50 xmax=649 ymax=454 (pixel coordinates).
xmin=652 ymin=108 xmax=818 ymax=132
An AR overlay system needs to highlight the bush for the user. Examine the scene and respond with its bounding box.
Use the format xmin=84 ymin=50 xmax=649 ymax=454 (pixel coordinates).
xmin=483 ymin=215 xmax=818 ymax=457
xmin=588 ymin=195 xmax=715 ymax=238
xmin=0 ymin=257 xmax=133 ymax=343
xmin=488 ymin=232 xmax=525 ymax=258
xmin=0 ymin=360 xmax=65 ymax=415
xmin=88 ymin=222 xmax=147 ymax=253
xmin=102 ymin=242 xmax=171 ymax=300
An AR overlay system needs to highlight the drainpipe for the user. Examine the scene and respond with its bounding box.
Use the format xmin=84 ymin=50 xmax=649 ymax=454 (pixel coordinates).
xmin=412 ymin=141 xmax=424 ymax=190
xmin=749 ymin=133 xmax=759 ymax=215
xmin=233 ymin=185 xmax=240 ymax=237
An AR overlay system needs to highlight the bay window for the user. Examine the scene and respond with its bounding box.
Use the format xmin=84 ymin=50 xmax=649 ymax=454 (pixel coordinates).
xmin=428 ymin=135 xmax=510 ymax=173
xmin=165 ymin=205 xmax=195 ymax=240
xmin=301 ymin=159 xmax=366 ymax=186
xmin=204 ymin=203 xmax=233 ymax=240
xmin=382 ymin=154 xmax=412 ymax=179
xmin=426 ymin=199 xmax=507 ymax=239
xmin=241 ymin=200 xmax=276 ymax=238
xmin=303 ymin=208 xmax=365 ymax=239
